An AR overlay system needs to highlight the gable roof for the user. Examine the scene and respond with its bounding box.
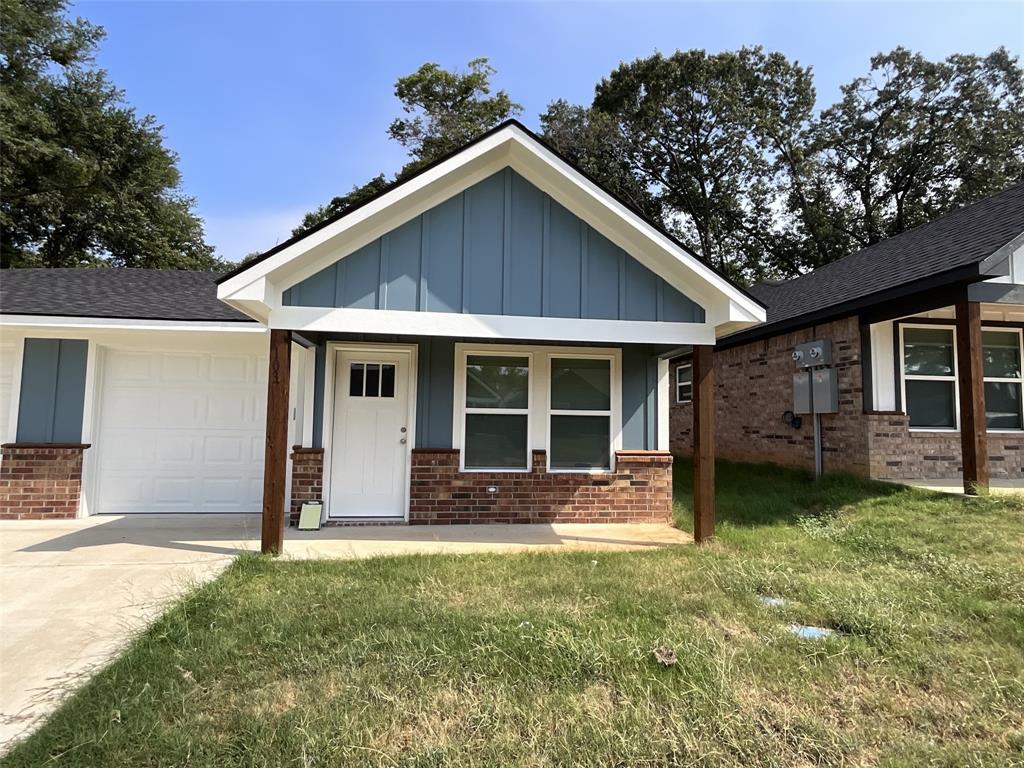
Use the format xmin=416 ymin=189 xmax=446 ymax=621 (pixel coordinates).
xmin=0 ymin=268 xmax=254 ymax=322
xmin=724 ymin=182 xmax=1024 ymax=346
xmin=216 ymin=120 xmax=766 ymax=333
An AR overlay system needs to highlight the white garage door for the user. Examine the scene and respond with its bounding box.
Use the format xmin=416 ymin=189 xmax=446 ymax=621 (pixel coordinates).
xmin=0 ymin=343 xmax=15 ymax=443
xmin=94 ymin=345 xmax=267 ymax=513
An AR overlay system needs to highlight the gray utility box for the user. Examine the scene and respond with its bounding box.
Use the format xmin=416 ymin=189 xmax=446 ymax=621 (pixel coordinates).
xmin=792 ymin=339 xmax=833 ymax=368
xmin=812 ymin=368 xmax=839 ymax=414
xmin=793 ymin=371 xmax=812 ymax=414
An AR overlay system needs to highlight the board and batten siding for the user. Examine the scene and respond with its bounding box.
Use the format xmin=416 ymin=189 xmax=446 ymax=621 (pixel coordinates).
xmin=283 ymin=168 xmax=704 ymax=324
xmin=15 ymin=338 xmax=89 ymax=443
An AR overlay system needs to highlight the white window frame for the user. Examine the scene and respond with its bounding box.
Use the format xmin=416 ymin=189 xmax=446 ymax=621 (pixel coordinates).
xmin=453 ymin=343 xmax=622 ymax=474
xmin=546 ymin=352 xmax=615 ymax=473
xmin=899 ymin=323 xmax=959 ymax=432
xmin=455 ymin=348 xmax=534 ymax=472
xmin=981 ymin=326 xmax=1024 ymax=433
xmin=675 ymin=362 xmax=692 ymax=404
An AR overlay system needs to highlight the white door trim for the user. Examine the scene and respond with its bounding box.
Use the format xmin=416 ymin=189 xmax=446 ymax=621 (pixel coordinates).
xmin=322 ymin=342 xmax=418 ymax=521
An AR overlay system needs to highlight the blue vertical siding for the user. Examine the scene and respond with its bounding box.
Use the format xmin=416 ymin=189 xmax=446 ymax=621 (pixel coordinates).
xmin=620 ymin=345 xmax=660 ymax=450
xmin=16 ymin=338 xmax=88 ymax=443
xmin=283 ymin=168 xmax=704 ymax=323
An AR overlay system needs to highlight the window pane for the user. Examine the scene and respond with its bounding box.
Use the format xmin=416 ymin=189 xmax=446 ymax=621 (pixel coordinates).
xmin=550 ymin=415 xmax=610 ymax=470
xmin=466 ymin=355 xmax=529 ymax=409
xmin=349 ymin=364 xmax=364 ymax=397
xmin=380 ymin=364 xmax=396 ymax=398
xmin=365 ymin=364 xmax=380 ymax=398
xmin=906 ymin=379 xmax=956 ymax=428
xmin=982 ymin=331 xmax=1022 ymax=379
xmin=676 ymin=365 xmax=692 ymax=403
xmin=985 ymin=382 xmax=1022 ymax=430
xmin=464 ymin=414 xmax=528 ymax=469
xmin=551 ymin=358 xmax=610 ymax=411
xmin=903 ymin=327 xmax=954 ymax=376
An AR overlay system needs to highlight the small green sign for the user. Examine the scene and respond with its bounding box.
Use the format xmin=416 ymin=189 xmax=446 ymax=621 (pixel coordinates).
xmin=298 ymin=501 xmax=323 ymax=531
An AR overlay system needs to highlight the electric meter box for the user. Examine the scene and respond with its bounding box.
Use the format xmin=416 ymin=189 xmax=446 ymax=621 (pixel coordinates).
xmin=812 ymin=368 xmax=839 ymax=414
xmin=792 ymin=339 xmax=833 ymax=368
xmin=793 ymin=371 xmax=812 ymax=414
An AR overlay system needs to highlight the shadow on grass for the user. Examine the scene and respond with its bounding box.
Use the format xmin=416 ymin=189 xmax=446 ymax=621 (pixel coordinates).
xmin=671 ymin=456 xmax=904 ymax=531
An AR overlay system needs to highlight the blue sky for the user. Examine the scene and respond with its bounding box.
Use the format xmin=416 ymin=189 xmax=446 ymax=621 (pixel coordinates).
xmin=74 ymin=1 xmax=1023 ymax=262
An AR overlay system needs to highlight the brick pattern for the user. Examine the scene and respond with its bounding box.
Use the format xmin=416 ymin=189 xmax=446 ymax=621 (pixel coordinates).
xmin=670 ymin=315 xmax=1023 ymax=481
xmin=671 ymin=316 xmax=869 ymax=476
xmin=0 ymin=444 xmax=88 ymax=520
xmin=408 ymin=449 xmax=673 ymax=524
xmin=867 ymin=413 xmax=1023 ymax=480
xmin=288 ymin=447 xmax=324 ymax=525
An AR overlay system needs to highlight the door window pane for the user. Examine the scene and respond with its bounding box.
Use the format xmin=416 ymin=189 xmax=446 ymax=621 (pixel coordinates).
xmin=903 ymin=328 xmax=954 ymax=376
xmin=906 ymin=379 xmax=956 ymax=428
xmin=380 ymin=364 xmax=396 ymax=398
xmin=349 ymin=364 xmax=364 ymax=397
xmin=985 ymin=382 xmax=1022 ymax=430
xmin=982 ymin=331 xmax=1022 ymax=378
xmin=466 ymin=355 xmax=529 ymax=409
xmin=464 ymin=414 xmax=528 ymax=469
xmin=550 ymin=415 xmax=610 ymax=470
xmin=550 ymin=358 xmax=611 ymax=411
xmin=365 ymin=364 xmax=380 ymax=398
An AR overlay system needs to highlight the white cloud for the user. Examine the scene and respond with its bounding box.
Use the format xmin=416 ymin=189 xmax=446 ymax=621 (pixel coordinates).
xmin=201 ymin=207 xmax=311 ymax=264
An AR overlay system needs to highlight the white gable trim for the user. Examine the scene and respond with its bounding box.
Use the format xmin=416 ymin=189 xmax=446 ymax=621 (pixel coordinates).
xmin=218 ymin=124 xmax=766 ymax=332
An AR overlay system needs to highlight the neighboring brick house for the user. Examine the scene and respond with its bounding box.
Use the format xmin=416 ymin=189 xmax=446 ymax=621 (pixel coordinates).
xmin=671 ymin=182 xmax=1024 ymax=491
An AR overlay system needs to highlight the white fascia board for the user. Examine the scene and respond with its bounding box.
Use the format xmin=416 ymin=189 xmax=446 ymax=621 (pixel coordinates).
xmin=0 ymin=314 xmax=265 ymax=333
xmin=216 ymin=131 xmax=515 ymax=300
xmin=269 ymin=306 xmax=716 ymax=346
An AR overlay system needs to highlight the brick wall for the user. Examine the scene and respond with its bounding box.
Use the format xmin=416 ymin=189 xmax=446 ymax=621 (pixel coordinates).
xmin=0 ymin=444 xmax=88 ymax=520
xmin=408 ymin=449 xmax=673 ymax=524
xmin=867 ymin=412 xmax=1024 ymax=480
xmin=670 ymin=316 xmax=1022 ymax=482
xmin=671 ymin=317 xmax=871 ymax=476
xmin=288 ymin=447 xmax=325 ymax=525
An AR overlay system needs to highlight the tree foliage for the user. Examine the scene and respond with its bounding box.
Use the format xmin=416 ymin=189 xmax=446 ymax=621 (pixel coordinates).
xmin=1 ymin=0 xmax=217 ymax=269
xmin=297 ymin=58 xmax=520 ymax=233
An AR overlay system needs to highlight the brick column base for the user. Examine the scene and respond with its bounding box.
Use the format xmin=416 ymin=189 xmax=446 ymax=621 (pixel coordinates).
xmin=289 ymin=447 xmax=325 ymax=526
xmin=0 ymin=444 xmax=89 ymax=520
xmin=409 ymin=449 xmax=673 ymax=524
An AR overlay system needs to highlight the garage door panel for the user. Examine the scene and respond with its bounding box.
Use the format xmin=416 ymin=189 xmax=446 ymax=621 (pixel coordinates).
xmin=95 ymin=345 xmax=266 ymax=514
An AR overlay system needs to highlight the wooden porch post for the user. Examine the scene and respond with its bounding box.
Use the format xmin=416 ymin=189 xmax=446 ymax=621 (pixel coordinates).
xmin=692 ymin=344 xmax=715 ymax=542
xmin=262 ymin=329 xmax=291 ymax=555
xmin=955 ymin=300 xmax=988 ymax=495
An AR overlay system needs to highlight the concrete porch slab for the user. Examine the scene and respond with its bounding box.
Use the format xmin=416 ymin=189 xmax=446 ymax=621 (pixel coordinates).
xmin=0 ymin=514 xmax=689 ymax=749
xmin=882 ymin=478 xmax=1024 ymax=496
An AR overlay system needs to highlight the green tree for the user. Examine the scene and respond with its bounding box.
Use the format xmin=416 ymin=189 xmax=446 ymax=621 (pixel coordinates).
xmin=816 ymin=47 xmax=1024 ymax=248
xmin=297 ymin=58 xmax=520 ymax=232
xmin=1 ymin=0 xmax=217 ymax=269
xmin=592 ymin=47 xmax=820 ymax=282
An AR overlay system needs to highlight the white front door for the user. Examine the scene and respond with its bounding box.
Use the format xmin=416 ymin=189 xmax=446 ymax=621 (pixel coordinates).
xmin=328 ymin=348 xmax=411 ymax=518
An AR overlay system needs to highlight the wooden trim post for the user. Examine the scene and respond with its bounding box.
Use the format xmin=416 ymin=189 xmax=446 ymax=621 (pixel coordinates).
xmin=955 ymin=300 xmax=988 ymax=495
xmin=262 ymin=329 xmax=291 ymax=554
xmin=692 ymin=344 xmax=715 ymax=542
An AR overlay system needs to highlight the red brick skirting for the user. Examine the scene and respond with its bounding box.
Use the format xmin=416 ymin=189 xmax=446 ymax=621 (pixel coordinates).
xmin=409 ymin=449 xmax=673 ymax=524
xmin=0 ymin=444 xmax=89 ymax=520
xmin=289 ymin=446 xmax=325 ymax=526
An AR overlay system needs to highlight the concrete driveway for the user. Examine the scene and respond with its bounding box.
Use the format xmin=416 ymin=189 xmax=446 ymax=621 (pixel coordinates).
xmin=0 ymin=514 xmax=689 ymax=748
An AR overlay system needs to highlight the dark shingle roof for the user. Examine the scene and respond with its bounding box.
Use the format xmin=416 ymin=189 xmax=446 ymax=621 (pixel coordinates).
xmin=0 ymin=268 xmax=254 ymax=322
xmin=739 ymin=182 xmax=1024 ymax=337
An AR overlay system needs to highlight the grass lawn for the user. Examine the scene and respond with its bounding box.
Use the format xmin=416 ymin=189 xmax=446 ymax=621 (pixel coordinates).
xmin=5 ymin=462 xmax=1023 ymax=767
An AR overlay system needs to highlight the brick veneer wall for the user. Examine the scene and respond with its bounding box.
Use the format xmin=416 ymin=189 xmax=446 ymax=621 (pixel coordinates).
xmin=867 ymin=413 xmax=1024 ymax=480
xmin=288 ymin=447 xmax=325 ymax=525
xmin=0 ymin=444 xmax=88 ymax=520
xmin=671 ymin=316 xmax=870 ymax=476
xmin=670 ymin=315 xmax=1023 ymax=481
xmin=408 ymin=449 xmax=673 ymax=524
